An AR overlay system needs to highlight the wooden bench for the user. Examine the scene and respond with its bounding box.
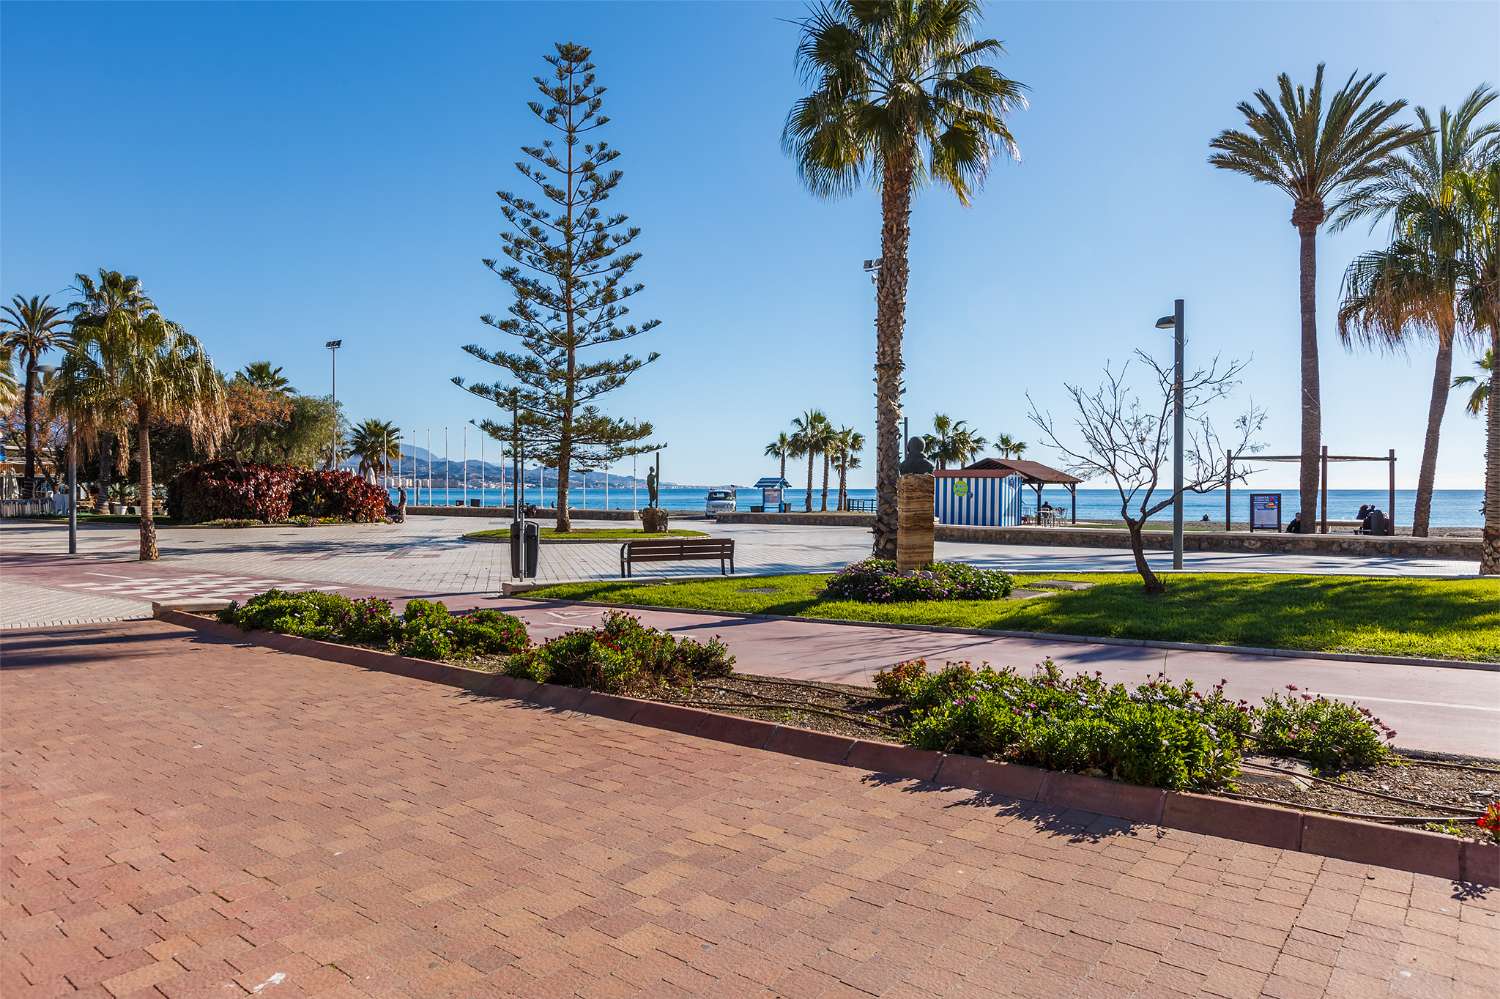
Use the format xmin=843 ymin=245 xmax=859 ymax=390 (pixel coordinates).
xmin=620 ymin=538 xmax=735 ymax=577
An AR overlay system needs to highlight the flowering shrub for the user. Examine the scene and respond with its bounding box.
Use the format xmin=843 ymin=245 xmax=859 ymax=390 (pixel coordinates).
xmin=290 ymin=470 xmax=388 ymax=523
xmin=505 ymin=610 xmax=733 ymax=693
xmin=218 ymin=590 xmax=527 ymax=662
xmin=1253 ymin=686 xmax=1394 ymax=770
xmin=824 ymin=558 xmax=1012 ymax=603
xmin=874 ymin=659 xmax=1251 ymax=790
xmin=1479 ymin=802 xmax=1500 ymax=844
xmin=169 ymin=460 xmax=299 ymax=523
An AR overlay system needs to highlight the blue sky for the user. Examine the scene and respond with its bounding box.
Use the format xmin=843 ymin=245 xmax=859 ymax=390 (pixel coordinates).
xmin=4 ymin=1 xmax=1497 ymax=489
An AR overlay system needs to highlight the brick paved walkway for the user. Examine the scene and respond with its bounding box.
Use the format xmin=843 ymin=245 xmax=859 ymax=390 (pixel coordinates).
xmin=3 ymin=621 xmax=1495 ymax=998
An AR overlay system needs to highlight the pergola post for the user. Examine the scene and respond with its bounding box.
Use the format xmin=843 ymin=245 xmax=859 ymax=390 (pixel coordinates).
xmin=1069 ymin=483 xmax=1076 ymax=524
xmin=1388 ymin=449 xmax=1396 ymax=535
xmin=1319 ymin=446 xmax=1329 ymax=534
xmin=1224 ymin=452 xmax=1233 ymax=532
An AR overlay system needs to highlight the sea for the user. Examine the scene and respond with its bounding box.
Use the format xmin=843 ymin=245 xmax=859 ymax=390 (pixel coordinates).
xmin=393 ymin=484 xmax=1487 ymax=528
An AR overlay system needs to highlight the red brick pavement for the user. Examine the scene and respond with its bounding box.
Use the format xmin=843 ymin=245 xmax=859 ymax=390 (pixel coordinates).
xmin=3 ymin=621 xmax=1496 ymax=998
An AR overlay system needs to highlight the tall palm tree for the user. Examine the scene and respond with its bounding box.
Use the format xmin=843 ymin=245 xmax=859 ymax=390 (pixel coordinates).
xmin=348 ymin=418 xmax=402 ymax=482
xmin=1453 ymin=349 xmax=1493 ymax=415
xmin=922 ymin=413 xmax=986 ymax=469
xmin=1452 ymin=162 xmax=1500 ymax=573
xmin=0 ymin=344 xmax=16 ymax=412
xmin=68 ymin=271 xmax=157 ymax=511
xmin=239 ymin=361 xmax=294 ymax=395
xmin=0 ymin=295 xmax=72 ymax=496
xmin=1210 ymin=65 xmax=1421 ymax=531
xmin=764 ymin=431 xmax=793 ymax=492
xmin=784 ymin=0 xmax=1026 ymax=556
xmin=789 ymin=409 xmax=830 ymax=513
xmin=829 ymin=426 xmax=865 ymax=511
xmin=994 ymin=432 xmax=1027 ymax=459
xmin=1335 ymin=86 xmax=1497 ymax=536
xmin=63 ymin=303 xmax=226 ymax=560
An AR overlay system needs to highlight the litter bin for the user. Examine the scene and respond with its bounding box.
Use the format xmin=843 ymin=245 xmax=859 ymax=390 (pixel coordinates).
xmin=509 ymin=520 xmax=540 ymax=578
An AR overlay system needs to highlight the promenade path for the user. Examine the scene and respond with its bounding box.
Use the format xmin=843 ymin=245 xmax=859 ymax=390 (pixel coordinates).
xmin=3 ymin=517 xmax=1496 ymax=758
xmin=3 ymin=620 xmax=1494 ymax=999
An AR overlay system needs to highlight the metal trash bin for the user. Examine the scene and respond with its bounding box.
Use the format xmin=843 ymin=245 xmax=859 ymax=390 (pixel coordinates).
xmin=509 ymin=521 xmax=540 ymax=578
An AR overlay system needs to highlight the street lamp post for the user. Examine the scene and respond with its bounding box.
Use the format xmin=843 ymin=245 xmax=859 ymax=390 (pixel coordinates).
xmin=325 ymin=340 xmax=342 ymax=469
xmin=1155 ymin=300 xmax=1185 ymax=570
xmin=40 ymin=364 xmax=76 ymax=555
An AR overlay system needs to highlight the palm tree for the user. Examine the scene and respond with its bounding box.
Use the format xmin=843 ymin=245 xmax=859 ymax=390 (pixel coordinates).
xmin=922 ymin=413 xmax=986 ymax=470
xmin=68 ymin=271 xmax=157 ymax=511
xmin=348 ymin=418 xmax=402 ymax=482
xmin=0 ymin=344 xmax=16 ymax=412
xmin=994 ymin=432 xmax=1027 ymax=459
xmin=1452 ymin=162 xmax=1500 ymax=573
xmin=239 ymin=361 xmax=294 ymax=395
xmin=0 ymin=295 xmax=72 ymax=496
xmin=789 ymin=409 xmax=830 ymax=513
xmin=784 ymin=0 xmax=1025 ymax=556
xmin=1453 ymin=349 xmax=1493 ymax=415
xmin=764 ymin=431 xmax=793 ymax=495
xmin=62 ymin=301 xmax=226 ymax=560
xmin=1335 ymin=86 xmax=1497 ymax=536
xmin=1210 ymin=65 xmax=1421 ymax=532
xmin=829 ymin=426 xmax=865 ymax=511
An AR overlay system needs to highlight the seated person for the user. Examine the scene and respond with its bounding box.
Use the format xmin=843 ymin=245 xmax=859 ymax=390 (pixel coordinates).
xmin=1286 ymin=514 xmax=1303 ymax=534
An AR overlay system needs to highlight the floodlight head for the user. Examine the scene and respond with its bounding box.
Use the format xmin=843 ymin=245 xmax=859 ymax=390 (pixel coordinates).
xmin=863 ymin=258 xmax=881 ymax=271
xmin=325 ymin=339 xmax=343 ymax=349
xmin=1154 ymin=316 xmax=1175 ymax=330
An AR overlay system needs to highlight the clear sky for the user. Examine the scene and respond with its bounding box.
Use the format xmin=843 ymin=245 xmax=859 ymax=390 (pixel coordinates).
xmin=4 ymin=1 xmax=1497 ymax=489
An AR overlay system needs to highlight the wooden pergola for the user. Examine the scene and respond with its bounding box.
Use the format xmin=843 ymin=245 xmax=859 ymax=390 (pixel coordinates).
xmin=1225 ymin=447 xmax=1396 ymax=534
xmin=961 ymin=458 xmax=1082 ymax=525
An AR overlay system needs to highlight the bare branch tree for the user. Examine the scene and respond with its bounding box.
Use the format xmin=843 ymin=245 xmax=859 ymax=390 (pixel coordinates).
xmin=1028 ymin=349 xmax=1265 ymax=593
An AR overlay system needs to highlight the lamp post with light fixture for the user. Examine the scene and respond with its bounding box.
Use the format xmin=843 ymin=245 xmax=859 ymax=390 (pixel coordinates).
xmin=39 ymin=364 xmax=77 ymax=554
xmin=1155 ymin=300 xmax=1185 ymax=570
xmin=325 ymin=340 xmax=342 ymax=470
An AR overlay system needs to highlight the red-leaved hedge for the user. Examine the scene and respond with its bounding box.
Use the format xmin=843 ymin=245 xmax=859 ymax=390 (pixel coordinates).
xmin=168 ymin=461 xmax=298 ymax=523
xmin=290 ymin=469 xmax=388 ymax=523
xmin=168 ymin=461 xmax=388 ymax=524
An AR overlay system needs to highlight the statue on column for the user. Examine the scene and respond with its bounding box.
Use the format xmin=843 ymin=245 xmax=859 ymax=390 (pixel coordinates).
xmin=896 ymin=437 xmax=935 ymax=571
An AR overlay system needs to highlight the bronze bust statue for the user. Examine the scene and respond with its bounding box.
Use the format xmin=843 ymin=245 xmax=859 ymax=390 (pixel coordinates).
xmin=899 ymin=437 xmax=934 ymax=475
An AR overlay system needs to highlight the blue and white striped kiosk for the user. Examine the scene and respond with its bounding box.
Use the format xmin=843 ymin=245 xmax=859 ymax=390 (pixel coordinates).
xmin=933 ymin=468 xmax=1023 ymax=526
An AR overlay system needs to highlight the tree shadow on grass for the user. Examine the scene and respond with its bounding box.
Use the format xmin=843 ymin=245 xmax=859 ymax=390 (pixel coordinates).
xmin=858 ymin=771 xmax=1147 ymax=845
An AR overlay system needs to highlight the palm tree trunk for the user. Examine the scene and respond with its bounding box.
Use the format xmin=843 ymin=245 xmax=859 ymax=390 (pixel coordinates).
xmin=838 ymin=465 xmax=847 ymax=512
xmin=820 ymin=454 xmax=830 ymax=511
xmin=805 ymin=452 xmax=814 ymax=513
xmin=1412 ymin=327 xmax=1456 ymax=538
xmin=779 ymin=453 xmax=787 ymax=511
xmin=137 ymin=409 xmax=157 ymax=560
xmin=872 ymin=142 xmax=916 ymax=558
xmin=95 ymin=435 xmax=111 ymax=513
xmin=22 ymin=358 xmax=37 ymax=497
xmin=1295 ymin=218 xmax=1323 ymax=533
xmin=1482 ymin=319 xmax=1500 ymax=574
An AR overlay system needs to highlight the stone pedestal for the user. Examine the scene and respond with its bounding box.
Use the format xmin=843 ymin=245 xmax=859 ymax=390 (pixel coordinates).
xmin=896 ymin=474 xmax=935 ymax=571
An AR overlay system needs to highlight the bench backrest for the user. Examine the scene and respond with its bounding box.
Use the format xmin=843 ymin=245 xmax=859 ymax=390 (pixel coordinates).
xmin=623 ymin=538 xmax=734 ymax=560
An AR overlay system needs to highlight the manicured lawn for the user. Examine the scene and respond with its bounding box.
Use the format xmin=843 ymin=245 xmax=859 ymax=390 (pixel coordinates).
xmin=465 ymin=527 xmax=708 ymax=542
xmin=520 ymin=572 xmax=1500 ymax=662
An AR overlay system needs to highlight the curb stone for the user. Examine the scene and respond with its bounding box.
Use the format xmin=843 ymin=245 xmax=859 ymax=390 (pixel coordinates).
xmin=152 ymin=603 xmax=1497 ymax=888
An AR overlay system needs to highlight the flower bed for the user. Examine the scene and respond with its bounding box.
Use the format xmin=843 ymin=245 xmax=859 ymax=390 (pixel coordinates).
xmin=217 ymin=591 xmax=731 ymax=692
xmin=169 ymin=461 xmax=389 ymax=524
xmin=823 ymin=558 xmax=1013 ymax=602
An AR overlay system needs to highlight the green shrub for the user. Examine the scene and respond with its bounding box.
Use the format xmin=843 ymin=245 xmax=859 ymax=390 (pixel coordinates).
xmin=502 ymin=611 xmax=735 ymax=693
xmin=218 ymin=589 xmax=356 ymax=640
xmin=824 ymin=558 xmax=1013 ymax=603
xmin=879 ymin=659 xmax=1251 ymax=791
xmin=454 ymin=609 xmax=530 ymax=656
xmin=673 ymin=636 xmax=735 ymax=679
xmin=1252 ymin=687 xmax=1393 ymax=770
xmin=506 ymin=630 xmax=638 ymax=691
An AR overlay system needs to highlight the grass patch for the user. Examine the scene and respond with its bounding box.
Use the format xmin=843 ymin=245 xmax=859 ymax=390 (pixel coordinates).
xmin=520 ymin=571 xmax=1500 ymax=662
xmin=465 ymin=527 xmax=709 ymax=542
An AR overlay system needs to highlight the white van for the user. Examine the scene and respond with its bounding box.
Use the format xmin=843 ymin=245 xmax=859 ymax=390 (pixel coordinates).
xmin=704 ymin=488 xmax=737 ymax=516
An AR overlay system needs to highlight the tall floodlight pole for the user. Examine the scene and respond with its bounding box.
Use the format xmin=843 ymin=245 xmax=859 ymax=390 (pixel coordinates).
xmin=444 ymin=427 xmax=450 ymax=502
xmin=1155 ymin=300 xmax=1186 ymax=570
xmin=479 ymin=429 xmax=485 ymax=508
xmin=40 ymin=365 xmax=76 ymax=554
xmin=325 ymin=340 xmax=342 ymax=470
xmin=462 ymin=424 xmax=468 ymax=507
xmin=632 ymin=454 xmax=638 ymax=512
xmin=426 ymin=428 xmax=432 ymax=507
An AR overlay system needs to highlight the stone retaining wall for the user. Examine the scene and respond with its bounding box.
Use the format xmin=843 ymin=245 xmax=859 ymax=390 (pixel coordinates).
xmin=715 ymin=512 xmax=1481 ymax=561
xmin=408 ymin=505 xmax=638 ymax=521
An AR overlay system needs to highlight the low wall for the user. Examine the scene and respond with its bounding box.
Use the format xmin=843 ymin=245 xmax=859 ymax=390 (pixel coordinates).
xmin=934 ymin=524 xmax=1483 ymax=561
xmin=710 ymin=512 xmax=1481 ymax=561
xmin=715 ymin=511 xmax=876 ymax=528
xmin=408 ymin=506 xmax=638 ymax=522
